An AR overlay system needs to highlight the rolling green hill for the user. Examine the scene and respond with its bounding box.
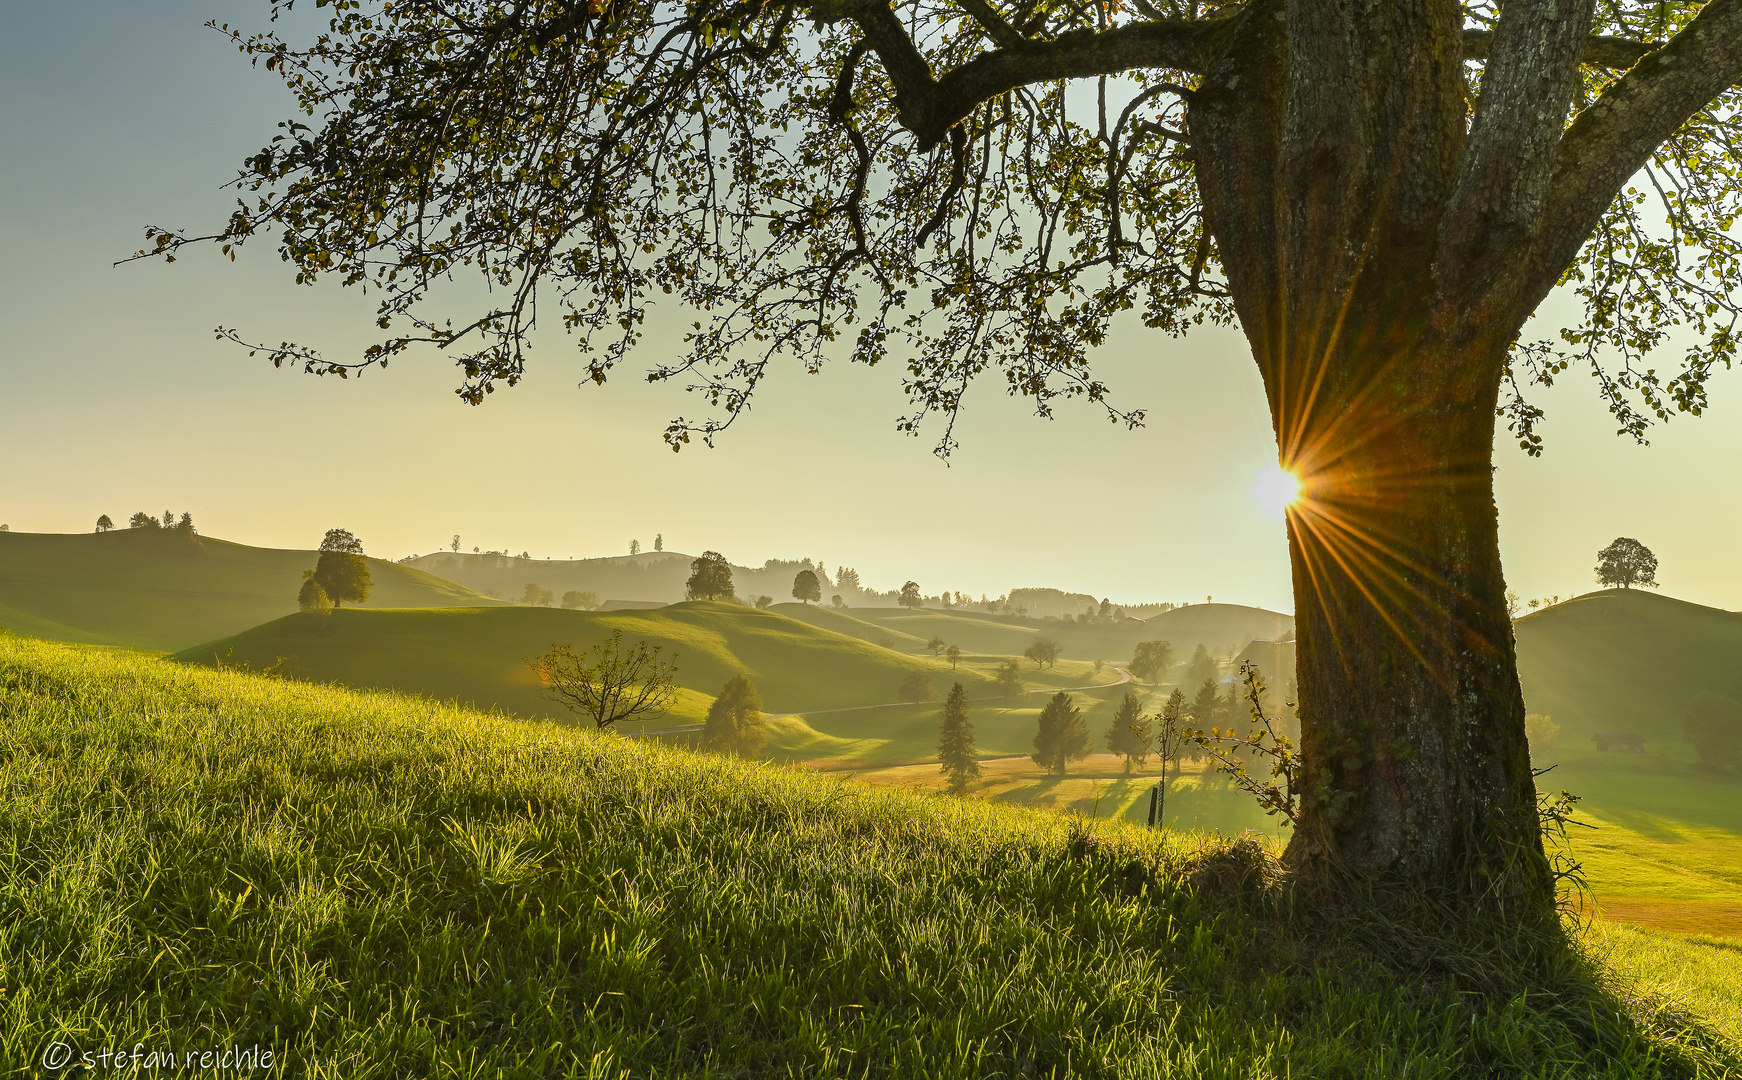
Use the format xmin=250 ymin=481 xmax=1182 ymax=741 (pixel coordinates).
xmin=1514 ymin=588 xmax=1742 ymax=755
xmin=175 ymin=601 xmax=1005 ymax=726
xmin=0 ymin=528 xmax=500 ymax=652
xmin=3 ymin=635 xmax=1735 ymax=1075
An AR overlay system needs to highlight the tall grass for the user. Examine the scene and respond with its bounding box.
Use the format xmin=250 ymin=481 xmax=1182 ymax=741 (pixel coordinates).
xmin=0 ymin=636 xmax=1736 ymax=1078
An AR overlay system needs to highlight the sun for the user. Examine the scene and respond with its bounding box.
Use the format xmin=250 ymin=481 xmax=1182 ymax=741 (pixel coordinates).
xmin=1254 ymin=463 xmax=1303 ymax=516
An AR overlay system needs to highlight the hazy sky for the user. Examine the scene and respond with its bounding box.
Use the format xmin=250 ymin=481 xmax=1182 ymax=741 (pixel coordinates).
xmin=5 ymin=2 xmax=1741 ymax=612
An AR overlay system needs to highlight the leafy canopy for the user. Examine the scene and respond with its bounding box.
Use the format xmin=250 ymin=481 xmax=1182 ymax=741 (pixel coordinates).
xmin=144 ymin=1 xmax=1742 ymax=454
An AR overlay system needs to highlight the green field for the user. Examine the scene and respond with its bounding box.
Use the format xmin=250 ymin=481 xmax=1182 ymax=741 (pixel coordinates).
xmin=174 ymin=602 xmax=1063 ymax=727
xmin=0 ymin=528 xmax=500 ymax=652
xmin=2 ymin=635 xmax=1736 ymax=1077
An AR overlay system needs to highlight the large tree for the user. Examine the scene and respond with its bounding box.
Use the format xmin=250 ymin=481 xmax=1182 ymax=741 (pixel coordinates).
xmin=146 ymin=0 xmax=1742 ymax=909
xmin=686 ymin=550 xmax=736 ymax=600
xmin=1595 ymin=536 xmax=1660 ymax=588
xmin=312 ymin=528 xmax=373 ymax=608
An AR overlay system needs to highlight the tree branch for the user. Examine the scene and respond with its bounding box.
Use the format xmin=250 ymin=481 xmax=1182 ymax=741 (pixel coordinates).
xmin=1532 ymin=0 xmax=1742 ymax=305
xmin=951 ymin=0 xmax=1027 ymax=48
xmin=852 ymin=4 xmax=1222 ymax=149
xmin=1461 ymin=27 xmax=1657 ymax=68
xmin=1437 ymin=0 xmax=1594 ymax=295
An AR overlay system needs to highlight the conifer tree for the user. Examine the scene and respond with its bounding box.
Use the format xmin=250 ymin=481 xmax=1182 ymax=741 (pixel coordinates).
xmin=1104 ymin=692 xmax=1151 ymax=775
xmin=1031 ymin=692 xmax=1088 ymax=776
xmin=937 ymin=683 xmax=980 ymax=794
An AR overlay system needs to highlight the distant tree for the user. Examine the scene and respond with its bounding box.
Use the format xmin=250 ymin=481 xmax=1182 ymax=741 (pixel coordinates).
xmin=896 ymin=671 xmax=936 ymax=704
xmin=654 ymin=533 xmax=663 ymax=552
xmin=1524 ymin=713 xmax=1561 ymax=756
xmin=1099 ymin=598 xmax=1112 ymax=619
xmin=451 ymin=534 xmax=461 ymax=553
xmin=979 ymin=663 xmax=1017 ymax=708
xmin=1129 ymin=640 xmax=1175 ymax=684
xmin=685 ymin=551 xmax=734 ymax=601
xmin=298 ymin=571 xmax=333 ymax=614
xmin=128 ymin=512 xmax=158 ymax=530
xmin=1104 ymin=692 xmax=1150 ymax=775
xmin=830 ymin=595 xmax=845 ymax=609
xmin=1151 ymin=690 xmax=1189 ymax=828
xmin=312 ymin=529 xmax=373 ymax=607
xmin=836 ymin=567 xmax=861 ymax=593
xmin=936 ymin=683 xmax=981 ymax=794
xmin=95 ymin=515 xmax=114 ymax=533
xmin=1683 ymin=692 xmax=1742 ymax=773
xmin=898 ymin=581 xmax=923 ymax=610
xmin=925 ymin=636 xmax=946 ymax=656
xmin=703 ymin=674 xmax=765 ymax=754
xmin=630 ymin=539 xmax=641 ymax=555
xmin=1031 ymin=692 xmax=1089 ymax=776
xmin=176 ymin=512 xmax=195 ymax=533
xmin=162 ymin=510 xmax=175 ymax=528
xmin=561 ymin=590 xmax=600 ymax=610
xmin=1190 ymin=677 xmax=1222 ymax=728
xmin=754 ymin=595 xmax=773 ymax=609
xmin=0 ymin=525 xmax=7 ymax=532
xmin=1184 ymin=644 xmax=1219 ymax=688
xmin=521 ymin=583 xmax=555 ymax=606
xmin=1022 ymin=636 xmax=1061 ymax=670
xmin=532 ymin=630 xmax=679 ymax=731
xmin=1505 ymin=590 xmax=1522 ymax=619
xmin=946 ymin=644 xmax=962 ymax=670
xmin=792 ymin=569 xmax=822 ymax=605
xmin=1596 ymin=537 xmax=1659 ymax=589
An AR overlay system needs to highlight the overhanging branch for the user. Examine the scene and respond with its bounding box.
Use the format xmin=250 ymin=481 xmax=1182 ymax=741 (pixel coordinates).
xmin=1462 ymin=27 xmax=1658 ymax=68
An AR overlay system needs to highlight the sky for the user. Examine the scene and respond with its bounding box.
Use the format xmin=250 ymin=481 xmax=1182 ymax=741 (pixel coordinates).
xmin=3 ymin=2 xmax=1740 ymax=613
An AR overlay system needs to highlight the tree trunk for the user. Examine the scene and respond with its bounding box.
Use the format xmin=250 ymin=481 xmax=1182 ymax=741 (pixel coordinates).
xmin=1184 ymin=0 xmax=1553 ymax=908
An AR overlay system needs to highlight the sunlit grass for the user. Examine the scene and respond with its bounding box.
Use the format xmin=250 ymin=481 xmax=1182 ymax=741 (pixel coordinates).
xmin=2 ymin=635 xmax=1737 ymax=1077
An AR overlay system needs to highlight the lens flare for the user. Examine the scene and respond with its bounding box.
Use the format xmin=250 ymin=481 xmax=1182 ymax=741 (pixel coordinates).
xmin=1255 ymin=464 xmax=1302 ymax=516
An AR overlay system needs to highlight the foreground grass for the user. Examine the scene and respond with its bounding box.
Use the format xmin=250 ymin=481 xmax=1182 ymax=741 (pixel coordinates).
xmin=2 ymin=637 xmax=1738 ymax=1078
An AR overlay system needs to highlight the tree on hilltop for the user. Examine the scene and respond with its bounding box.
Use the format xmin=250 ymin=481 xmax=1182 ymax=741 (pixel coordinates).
xmin=312 ymin=528 xmax=372 ymax=608
xmin=898 ymin=581 xmax=923 ymax=610
xmin=937 ymin=683 xmax=981 ymax=794
xmin=128 ymin=512 xmax=158 ymax=530
xmin=1105 ymin=692 xmax=1151 ymax=775
xmin=95 ymin=515 xmax=114 ymax=533
xmin=686 ymin=551 xmax=735 ymax=601
xmin=703 ymin=674 xmax=765 ymax=754
xmin=1032 ymin=692 xmax=1088 ymax=776
xmin=1596 ymin=537 xmax=1659 ymax=589
xmin=655 ymin=533 xmax=664 ymax=552
xmin=792 ymin=569 xmax=822 ymax=605
xmin=148 ymin=0 xmax=1742 ymax=908
xmin=561 ymin=590 xmax=601 ymax=610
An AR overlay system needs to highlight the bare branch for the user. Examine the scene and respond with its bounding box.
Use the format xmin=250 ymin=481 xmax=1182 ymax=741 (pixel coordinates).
xmin=1461 ymin=27 xmax=1658 ymax=68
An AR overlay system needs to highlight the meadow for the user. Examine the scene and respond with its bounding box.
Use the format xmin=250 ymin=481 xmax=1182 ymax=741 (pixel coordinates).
xmin=1 ymin=634 xmax=1737 ymax=1078
xmin=0 ymin=528 xmax=499 ymax=652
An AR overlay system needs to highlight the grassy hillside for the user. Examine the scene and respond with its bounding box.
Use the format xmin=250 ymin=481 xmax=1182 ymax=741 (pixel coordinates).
xmin=2 ymin=635 xmax=1736 ymax=1076
xmin=1143 ymin=602 xmax=1296 ymax=653
xmin=1514 ymin=588 xmax=1742 ymax=757
xmin=175 ymin=602 xmax=1012 ymax=726
xmin=0 ymin=528 xmax=500 ymax=652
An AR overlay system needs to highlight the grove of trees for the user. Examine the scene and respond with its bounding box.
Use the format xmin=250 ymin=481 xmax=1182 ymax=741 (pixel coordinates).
xmin=561 ymin=590 xmax=601 ymax=610
xmin=154 ymin=0 xmax=1742 ymax=908
xmin=1129 ymin=640 xmax=1176 ymax=684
